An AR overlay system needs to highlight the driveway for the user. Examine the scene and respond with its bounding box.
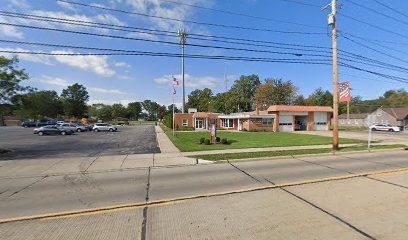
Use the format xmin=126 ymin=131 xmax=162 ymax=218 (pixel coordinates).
xmin=0 ymin=125 xmax=160 ymax=160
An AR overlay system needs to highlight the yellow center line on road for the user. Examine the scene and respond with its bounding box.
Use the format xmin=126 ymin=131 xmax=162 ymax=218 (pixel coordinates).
xmin=1 ymin=167 xmax=407 ymax=224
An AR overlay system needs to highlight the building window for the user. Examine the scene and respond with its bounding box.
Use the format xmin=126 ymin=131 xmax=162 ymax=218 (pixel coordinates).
xmin=279 ymin=123 xmax=293 ymax=126
xmin=315 ymin=122 xmax=327 ymax=125
xmin=182 ymin=119 xmax=188 ymax=127
xmin=222 ymin=119 xmax=234 ymax=128
xmin=262 ymin=118 xmax=273 ymax=126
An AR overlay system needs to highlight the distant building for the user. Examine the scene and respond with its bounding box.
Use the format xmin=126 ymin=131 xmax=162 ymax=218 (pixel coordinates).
xmin=174 ymin=105 xmax=333 ymax=132
xmin=371 ymin=107 xmax=408 ymax=130
xmin=339 ymin=113 xmax=369 ymax=127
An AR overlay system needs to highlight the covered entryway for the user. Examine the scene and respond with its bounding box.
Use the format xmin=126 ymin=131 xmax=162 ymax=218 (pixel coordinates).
xmin=192 ymin=112 xmax=209 ymax=130
xmin=195 ymin=118 xmax=205 ymax=129
xmin=295 ymin=116 xmax=308 ymax=131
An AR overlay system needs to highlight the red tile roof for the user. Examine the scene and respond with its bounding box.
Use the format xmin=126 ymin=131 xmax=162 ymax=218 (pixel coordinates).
xmin=192 ymin=112 xmax=209 ymax=118
xmin=267 ymin=105 xmax=333 ymax=112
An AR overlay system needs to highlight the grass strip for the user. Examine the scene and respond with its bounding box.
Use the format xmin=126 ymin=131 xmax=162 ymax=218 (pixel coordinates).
xmin=161 ymin=125 xmax=365 ymax=152
xmin=191 ymin=144 xmax=407 ymax=161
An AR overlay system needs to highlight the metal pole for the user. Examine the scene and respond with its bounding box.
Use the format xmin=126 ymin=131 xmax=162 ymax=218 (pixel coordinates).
xmin=331 ymin=0 xmax=339 ymax=150
xmin=179 ymin=29 xmax=187 ymax=113
xmin=347 ymin=101 xmax=350 ymax=122
xmin=172 ymin=92 xmax=175 ymax=136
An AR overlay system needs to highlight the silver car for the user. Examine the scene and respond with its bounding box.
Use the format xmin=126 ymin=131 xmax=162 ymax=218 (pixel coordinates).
xmin=33 ymin=125 xmax=75 ymax=136
xmin=93 ymin=123 xmax=117 ymax=132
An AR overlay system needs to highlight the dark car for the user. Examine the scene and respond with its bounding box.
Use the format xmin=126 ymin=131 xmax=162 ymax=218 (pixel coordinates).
xmin=21 ymin=121 xmax=53 ymax=128
xmin=33 ymin=125 xmax=74 ymax=136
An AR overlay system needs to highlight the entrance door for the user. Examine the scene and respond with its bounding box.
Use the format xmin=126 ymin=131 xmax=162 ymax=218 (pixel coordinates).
xmin=196 ymin=119 xmax=203 ymax=129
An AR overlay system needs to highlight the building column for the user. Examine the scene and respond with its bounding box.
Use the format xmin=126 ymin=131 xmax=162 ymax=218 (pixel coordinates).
xmin=273 ymin=112 xmax=279 ymax=132
xmin=292 ymin=115 xmax=296 ymax=131
xmin=308 ymin=112 xmax=315 ymax=131
xmin=238 ymin=118 xmax=241 ymax=131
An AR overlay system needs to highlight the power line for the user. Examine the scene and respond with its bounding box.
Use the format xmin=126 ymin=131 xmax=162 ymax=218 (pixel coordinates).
xmin=156 ymin=0 xmax=324 ymax=29
xmin=339 ymin=12 xmax=408 ymax=40
xmin=1 ymin=10 xmax=331 ymax=51
xmin=0 ymin=50 xmax=333 ymax=64
xmin=343 ymin=0 xmax=408 ymax=26
xmin=0 ymin=22 xmax=331 ymax=58
xmin=56 ymin=0 xmax=326 ymax=35
xmin=372 ymin=0 xmax=408 ymax=20
xmin=274 ymin=0 xmax=321 ymax=8
xmin=339 ymin=72 xmax=401 ymax=85
xmin=340 ymin=34 xmax=408 ymax=65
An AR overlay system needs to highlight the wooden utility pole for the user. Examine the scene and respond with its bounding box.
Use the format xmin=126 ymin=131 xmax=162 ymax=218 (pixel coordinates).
xmin=178 ymin=29 xmax=187 ymax=113
xmin=324 ymin=0 xmax=339 ymax=150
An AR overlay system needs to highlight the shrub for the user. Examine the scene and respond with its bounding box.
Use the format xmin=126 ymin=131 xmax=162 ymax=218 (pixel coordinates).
xmin=199 ymin=138 xmax=205 ymax=144
xmin=216 ymin=137 xmax=220 ymax=142
xmin=204 ymin=139 xmax=211 ymax=145
xmin=221 ymin=138 xmax=228 ymax=144
xmin=176 ymin=124 xmax=179 ymax=130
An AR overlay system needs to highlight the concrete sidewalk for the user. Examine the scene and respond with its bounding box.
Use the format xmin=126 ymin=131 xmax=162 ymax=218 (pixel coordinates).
xmin=155 ymin=126 xmax=180 ymax=154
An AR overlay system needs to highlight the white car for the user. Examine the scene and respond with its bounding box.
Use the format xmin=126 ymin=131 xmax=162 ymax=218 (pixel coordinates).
xmin=370 ymin=124 xmax=400 ymax=132
xmin=93 ymin=123 xmax=117 ymax=132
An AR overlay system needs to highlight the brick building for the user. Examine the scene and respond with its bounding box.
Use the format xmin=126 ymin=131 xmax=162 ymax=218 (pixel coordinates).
xmin=174 ymin=105 xmax=333 ymax=132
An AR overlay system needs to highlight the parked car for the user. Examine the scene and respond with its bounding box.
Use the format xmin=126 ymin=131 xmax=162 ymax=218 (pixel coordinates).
xmin=370 ymin=124 xmax=400 ymax=132
xmin=33 ymin=125 xmax=74 ymax=136
xmin=93 ymin=123 xmax=118 ymax=132
xmin=74 ymin=123 xmax=93 ymax=132
xmin=21 ymin=121 xmax=52 ymax=128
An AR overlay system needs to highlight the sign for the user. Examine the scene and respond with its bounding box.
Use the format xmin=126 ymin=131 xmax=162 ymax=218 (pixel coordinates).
xmin=367 ymin=114 xmax=376 ymax=149
xmin=339 ymin=81 xmax=351 ymax=102
xmin=211 ymin=125 xmax=216 ymax=137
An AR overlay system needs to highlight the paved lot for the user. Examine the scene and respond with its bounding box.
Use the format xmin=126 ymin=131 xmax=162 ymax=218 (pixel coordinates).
xmin=0 ymin=150 xmax=407 ymax=239
xmin=0 ymin=125 xmax=160 ymax=160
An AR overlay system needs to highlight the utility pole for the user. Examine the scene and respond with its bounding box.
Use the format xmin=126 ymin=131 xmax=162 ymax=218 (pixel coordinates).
xmin=178 ymin=29 xmax=187 ymax=113
xmin=323 ymin=0 xmax=339 ymax=150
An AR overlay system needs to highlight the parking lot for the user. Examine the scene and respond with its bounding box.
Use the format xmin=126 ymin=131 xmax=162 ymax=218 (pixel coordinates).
xmin=0 ymin=125 xmax=160 ymax=160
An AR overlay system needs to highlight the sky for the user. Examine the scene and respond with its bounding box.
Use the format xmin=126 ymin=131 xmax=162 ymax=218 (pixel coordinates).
xmin=1 ymin=0 xmax=407 ymax=107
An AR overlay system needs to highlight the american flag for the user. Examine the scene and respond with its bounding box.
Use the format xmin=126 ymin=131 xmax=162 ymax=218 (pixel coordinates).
xmin=339 ymin=81 xmax=351 ymax=102
xmin=173 ymin=76 xmax=179 ymax=86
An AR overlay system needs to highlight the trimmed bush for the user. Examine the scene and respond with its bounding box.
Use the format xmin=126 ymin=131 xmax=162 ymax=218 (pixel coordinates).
xmin=216 ymin=137 xmax=221 ymax=142
xmin=199 ymin=138 xmax=205 ymax=144
xmin=221 ymin=138 xmax=228 ymax=144
xmin=204 ymin=139 xmax=211 ymax=145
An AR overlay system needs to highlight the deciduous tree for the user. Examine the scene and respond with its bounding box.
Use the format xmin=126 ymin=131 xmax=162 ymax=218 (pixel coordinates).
xmin=61 ymin=83 xmax=89 ymax=118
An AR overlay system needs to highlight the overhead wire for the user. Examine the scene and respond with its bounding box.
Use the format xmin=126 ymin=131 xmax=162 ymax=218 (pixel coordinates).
xmin=156 ymin=0 xmax=324 ymax=29
xmin=56 ymin=0 xmax=327 ymax=35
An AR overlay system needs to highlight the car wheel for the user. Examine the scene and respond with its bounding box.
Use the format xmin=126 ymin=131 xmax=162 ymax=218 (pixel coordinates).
xmin=77 ymin=128 xmax=82 ymax=133
xmin=94 ymin=128 xmax=99 ymax=132
xmin=389 ymin=129 xmax=394 ymax=132
xmin=38 ymin=131 xmax=44 ymax=136
xmin=61 ymin=131 xmax=67 ymax=135
xmin=109 ymin=128 xmax=114 ymax=132
xmin=24 ymin=125 xmax=28 ymax=128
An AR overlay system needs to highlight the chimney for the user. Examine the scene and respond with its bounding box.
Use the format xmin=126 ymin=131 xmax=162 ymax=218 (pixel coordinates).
xmin=255 ymin=107 xmax=260 ymax=115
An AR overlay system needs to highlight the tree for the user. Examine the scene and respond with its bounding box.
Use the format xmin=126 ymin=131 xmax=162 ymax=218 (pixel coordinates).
xmin=111 ymin=103 xmax=127 ymax=119
xmin=156 ymin=105 xmax=167 ymax=120
xmin=229 ymin=75 xmax=261 ymax=112
xmin=213 ymin=92 xmax=241 ymax=114
xmin=186 ymin=88 xmax=214 ymax=112
xmin=293 ymin=95 xmax=306 ymax=106
xmin=0 ymin=56 xmax=34 ymax=125
xmin=167 ymin=104 xmax=180 ymax=115
xmin=306 ymin=88 xmax=333 ymax=106
xmin=253 ymin=78 xmax=298 ymax=109
xmin=127 ymin=102 xmax=142 ymax=120
xmin=60 ymin=83 xmax=89 ymax=118
xmin=142 ymin=100 xmax=160 ymax=120
xmin=16 ymin=91 xmax=62 ymax=119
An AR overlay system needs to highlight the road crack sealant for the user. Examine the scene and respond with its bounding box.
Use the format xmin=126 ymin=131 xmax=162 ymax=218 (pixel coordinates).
xmin=229 ymin=159 xmax=377 ymax=240
xmin=141 ymin=166 xmax=151 ymax=240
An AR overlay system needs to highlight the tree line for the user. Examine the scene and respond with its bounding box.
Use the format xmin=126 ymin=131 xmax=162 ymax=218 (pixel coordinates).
xmin=0 ymin=56 xmax=180 ymax=123
xmin=185 ymin=74 xmax=407 ymax=114
xmin=1 ymin=56 xmax=407 ymax=124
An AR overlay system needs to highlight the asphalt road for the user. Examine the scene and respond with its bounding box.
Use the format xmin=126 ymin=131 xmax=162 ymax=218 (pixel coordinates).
xmin=0 ymin=125 xmax=160 ymax=160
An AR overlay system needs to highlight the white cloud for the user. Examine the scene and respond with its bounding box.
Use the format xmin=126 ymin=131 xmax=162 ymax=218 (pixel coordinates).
xmin=0 ymin=47 xmax=53 ymax=65
xmin=57 ymin=1 xmax=77 ymax=12
xmin=114 ymin=61 xmax=131 ymax=68
xmin=0 ymin=16 xmax=24 ymax=39
xmin=34 ymin=76 xmax=70 ymax=87
xmin=89 ymin=87 xmax=126 ymax=95
xmin=117 ymin=0 xmax=213 ymax=32
xmin=6 ymin=0 xmax=31 ymax=9
xmin=51 ymin=50 xmax=116 ymax=77
xmin=154 ymin=74 xmax=221 ymax=88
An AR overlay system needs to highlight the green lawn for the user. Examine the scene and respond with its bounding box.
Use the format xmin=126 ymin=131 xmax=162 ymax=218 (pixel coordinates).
xmin=162 ymin=126 xmax=365 ymax=152
xmin=191 ymin=145 xmax=407 ymax=161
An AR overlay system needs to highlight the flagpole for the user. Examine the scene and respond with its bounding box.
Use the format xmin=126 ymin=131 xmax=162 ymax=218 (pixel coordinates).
xmin=172 ymin=88 xmax=175 ymax=136
xmin=347 ymin=100 xmax=350 ymax=122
